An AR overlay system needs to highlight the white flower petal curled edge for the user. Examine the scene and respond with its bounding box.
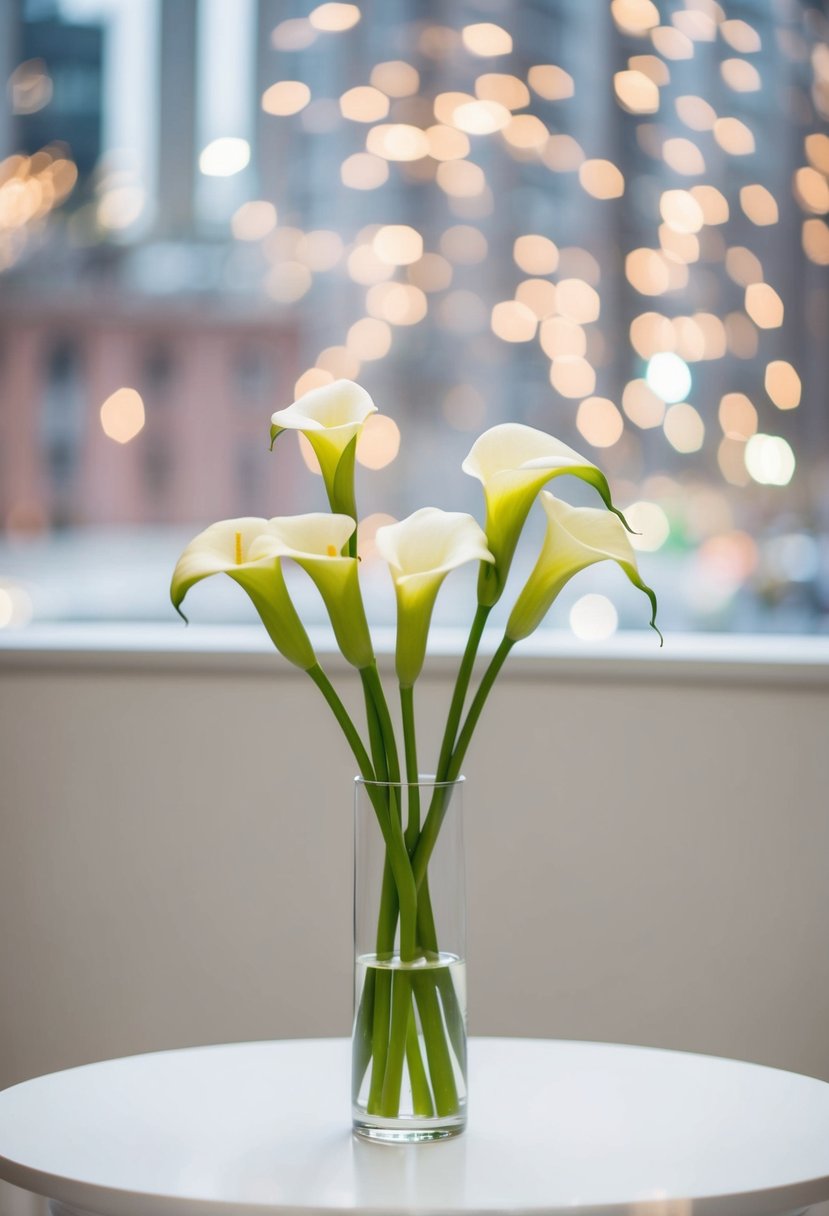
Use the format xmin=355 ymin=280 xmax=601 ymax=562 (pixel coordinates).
xmin=506 ymin=493 xmax=661 ymax=643
xmin=270 ymin=379 xmax=378 ymax=517
xmin=462 ymin=423 xmax=631 ymax=607
xmin=376 ymin=507 xmax=494 ymax=687
xmin=170 ymin=517 xmax=316 ymax=669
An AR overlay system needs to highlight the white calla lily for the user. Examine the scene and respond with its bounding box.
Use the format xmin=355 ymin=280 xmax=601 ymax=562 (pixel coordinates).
xmin=270 ymin=379 xmax=378 ymax=522
xmin=506 ymin=493 xmax=661 ymax=643
xmin=376 ymin=508 xmax=494 ymax=687
xmin=170 ymin=517 xmax=316 ymax=670
xmin=463 ymin=423 xmax=631 ymax=607
xmin=264 ymin=513 xmax=375 ymax=670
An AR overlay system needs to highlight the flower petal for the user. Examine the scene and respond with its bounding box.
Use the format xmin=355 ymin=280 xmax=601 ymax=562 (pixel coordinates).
xmin=376 ymin=508 xmax=494 ymax=686
xmin=506 ymin=493 xmax=661 ymax=643
xmin=169 ymin=517 xmax=316 ymax=669
xmin=263 ymin=513 xmax=373 ymax=668
xmin=463 ymin=423 xmax=631 ymax=606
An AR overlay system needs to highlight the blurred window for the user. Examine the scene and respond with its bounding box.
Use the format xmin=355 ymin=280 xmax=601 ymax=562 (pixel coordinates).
xmin=1 ymin=0 xmax=829 ymax=637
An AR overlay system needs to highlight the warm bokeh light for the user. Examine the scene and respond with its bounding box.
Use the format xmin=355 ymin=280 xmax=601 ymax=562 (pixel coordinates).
xmin=611 ymin=0 xmax=659 ymax=36
xmin=340 ymin=152 xmax=388 ymax=190
xmin=629 ymin=312 xmax=675 ymax=358
xmin=370 ymin=60 xmax=420 ymax=97
xmin=513 ymin=234 xmax=558 ymax=275
xmin=297 ymin=229 xmax=342 ymax=271
xmin=614 ymin=70 xmax=659 ymax=115
xmin=660 ymin=189 xmax=704 ymax=233
xmin=356 ymin=414 xmax=401 ymax=469
xmin=340 ymin=86 xmax=388 ymax=122
xmin=663 ymin=402 xmax=705 ymax=453
xmin=231 ymin=201 xmax=277 ymax=241
xmin=527 ymin=64 xmax=574 ymax=101
xmin=408 ymin=252 xmax=452 ymax=292
xmin=713 ymin=117 xmax=755 ymax=156
xmin=475 ymin=73 xmax=529 ymax=110
xmin=426 ymin=125 xmax=470 ymax=160
xmin=745 ymin=283 xmax=784 ymax=329
xmin=367 ymin=281 xmax=428 ymax=325
xmin=626 ymin=248 xmax=670 ymax=295
xmin=765 ymin=361 xmax=801 ymax=411
xmin=366 ymin=124 xmax=429 ymax=161
xmin=805 ymin=133 xmax=829 ymax=175
xmin=346 ymin=317 xmax=392 ymax=361
xmin=435 ymin=160 xmax=486 ymax=197
xmin=739 ymin=184 xmax=778 ymax=226
xmin=490 ymin=300 xmax=537 ymax=342
xmin=690 ymin=184 xmax=729 ymax=224
xmin=372 ymin=224 xmax=423 ymax=266
xmin=549 ymin=356 xmax=596 ymax=398
xmin=720 ymin=59 xmax=761 ymax=93
xmin=266 ymin=261 xmax=312 ymax=302
xmin=576 ymin=397 xmax=624 ymax=447
xmin=316 ymin=345 xmax=360 ymax=380
xmin=440 ymin=225 xmax=488 ymax=264
xmin=579 ymin=159 xmax=624 ymax=199
xmin=718 ymin=393 xmax=758 ymax=440
xmin=309 ymin=3 xmax=361 ymax=32
xmin=100 ymin=387 xmax=145 ymax=444
xmin=725 ymin=246 xmax=763 ymax=287
xmin=675 ymin=95 xmax=717 ymax=131
xmin=720 ymin=19 xmax=761 ymax=53
xmin=794 ymin=167 xmax=829 ymax=215
xmin=515 ymin=278 xmax=557 ymax=319
xmin=461 ymin=23 xmax=512 ymax=57
xmin=453 ymin=99 xmax=510 ymax=134
xmin=199 ymin=137 xmax=251 ymax=176
xmin=295 ymin=368 xmax=333 ymax=398
xmin=271 ymin=18 xmax=316 ymax=51
xmin=651 ymin=26 xmax=693 ymax=60
xmin=556 ymin=278 xmax=600 ymax=323
xmin=502 ymin=114 xmax=549 ymax=150
xmin=540 ymin=317 xmax=585 ymax=358
xmin=542 ymin=134 xmax=585 ymax=172
xmin=261 ymin=82 xmax=311 ymax=116
xmin=662 ymin=138 xmax=705 ymax=175
xmin=622 ymin=379 xmax=665 ymax=428
xmin=803 ymin=218 xmax=829 ymax=265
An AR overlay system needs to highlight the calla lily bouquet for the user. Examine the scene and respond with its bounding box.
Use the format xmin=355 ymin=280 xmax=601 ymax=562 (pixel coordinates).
xmin=171 ymin=379 xmax=660 ymax=1132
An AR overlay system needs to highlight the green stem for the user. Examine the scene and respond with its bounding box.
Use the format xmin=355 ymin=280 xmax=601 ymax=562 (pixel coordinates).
xmin=412 ymin=972 xmax=459 ymax=1116
xmin=412 ymin=637 xmax=514 ymax=890
xmin=306 ymin=664 xmax=375 ymax=782
xmin=406 ymin=1004 xmax=435 ymax=1117
xmin=435 ymin=603 xmax=491 ymax=781
xmin=400 ymin=685 xmax=421 ymax=853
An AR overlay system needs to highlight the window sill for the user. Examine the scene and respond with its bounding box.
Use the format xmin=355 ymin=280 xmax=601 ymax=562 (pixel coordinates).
xmin=0 ymin=623 xmax=827 ymax=687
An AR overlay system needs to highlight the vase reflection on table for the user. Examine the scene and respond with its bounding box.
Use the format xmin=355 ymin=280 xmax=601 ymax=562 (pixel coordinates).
xmin=352 ymin=776 xmax=466 ymax=1142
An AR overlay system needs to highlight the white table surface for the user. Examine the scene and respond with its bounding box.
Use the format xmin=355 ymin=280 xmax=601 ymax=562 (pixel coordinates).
xmin=1 ymin=1038 xmax=829 ymax=1216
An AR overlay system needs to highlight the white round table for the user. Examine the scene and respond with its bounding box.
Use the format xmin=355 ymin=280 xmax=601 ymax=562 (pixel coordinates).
xmin=1 ymin=1038 xmax=828 ymax=1216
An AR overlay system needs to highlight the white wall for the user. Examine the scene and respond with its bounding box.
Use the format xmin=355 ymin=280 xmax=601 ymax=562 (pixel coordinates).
xmin=2 ymin=628 xmax=828 ymax=1100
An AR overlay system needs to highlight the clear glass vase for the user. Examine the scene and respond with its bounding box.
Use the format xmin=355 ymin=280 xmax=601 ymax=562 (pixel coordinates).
xmin=352 ymin=775 xmax=467 ymax=1142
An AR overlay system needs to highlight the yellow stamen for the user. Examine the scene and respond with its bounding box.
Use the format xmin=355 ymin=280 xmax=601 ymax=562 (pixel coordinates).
xmin=235 ymin=531 xmax=243 ymax=564
xmin=326 ymin=544 xmax=337 ymax=557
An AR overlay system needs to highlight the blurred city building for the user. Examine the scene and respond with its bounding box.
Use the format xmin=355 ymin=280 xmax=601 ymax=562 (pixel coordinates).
xmin=1 ymin=0 xmax=828 ymax=633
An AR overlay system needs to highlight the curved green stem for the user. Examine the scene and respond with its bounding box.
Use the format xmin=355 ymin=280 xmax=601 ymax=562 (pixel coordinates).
xmin=412 ymin=636 xmax=514 ymax=888
xmin=435 ymin=602 xmax=491 ymax=781
xmin=306 ymin=663 xmax=375 ymax=782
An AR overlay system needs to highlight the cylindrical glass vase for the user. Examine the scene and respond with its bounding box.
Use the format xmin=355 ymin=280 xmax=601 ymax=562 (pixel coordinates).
xmin=352 ymin=775 xmax=467 ymax=1143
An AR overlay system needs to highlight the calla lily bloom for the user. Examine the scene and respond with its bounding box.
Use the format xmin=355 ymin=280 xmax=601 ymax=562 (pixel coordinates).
xmin=376 ymin=508 xmax=495 ymax=687
xmin=264 ymin=513 xmax=375 ymax=670
xmin=170 ymin=517 xmax=316 ymax=670
xmin=463 ymin=423 xmax=631 ymax=607
xmin=270 ymin=380 xmax=377 ymax=520
xmin=506 ymin=493 xmax=662 ymax=643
